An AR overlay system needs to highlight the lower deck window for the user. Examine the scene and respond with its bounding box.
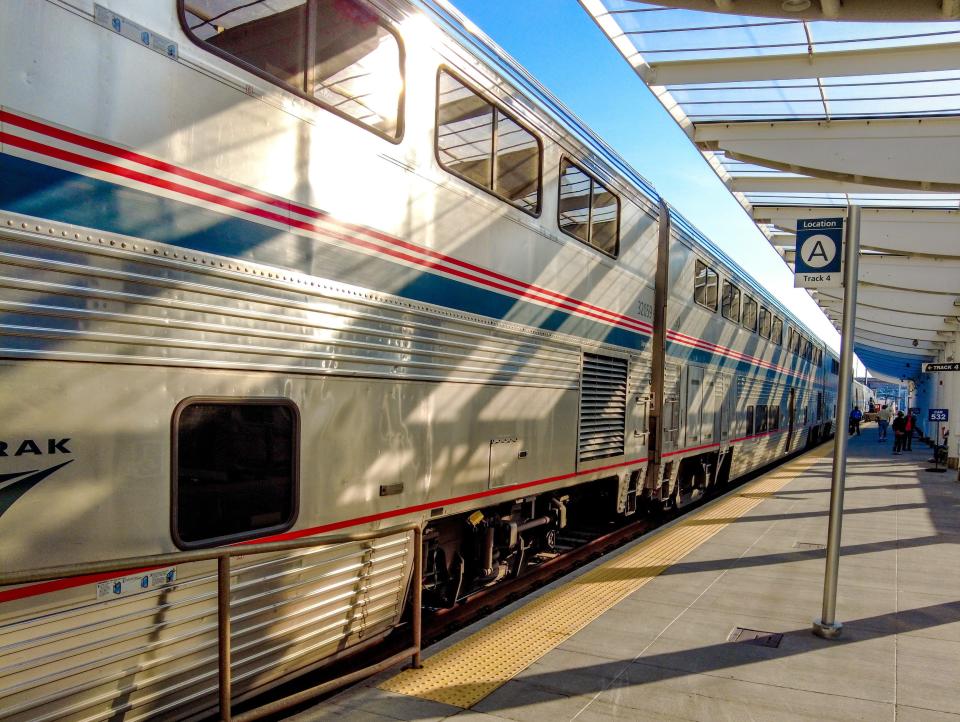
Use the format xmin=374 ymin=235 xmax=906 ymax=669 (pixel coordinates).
xmin=173 ymin=399 xmax=298 ymax=547
xmin=756 ymin=404 xmax=768 ymax=433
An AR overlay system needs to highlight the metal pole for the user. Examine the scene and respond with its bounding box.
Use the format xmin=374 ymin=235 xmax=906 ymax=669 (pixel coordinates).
xmin=813 ymin=205 xmax=861 ymax=639
xmin=412 ymin=527 xmax=423 ymax=669
xmin=936 ymin=423 xmax=941 ymax=470
xmin=218 ymin=555 xmax=232 ymax=721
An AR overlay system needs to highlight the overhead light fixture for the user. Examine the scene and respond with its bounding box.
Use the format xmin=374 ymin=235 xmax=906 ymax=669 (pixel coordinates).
xmin=781 ymin=0 xmax=811 ymax=10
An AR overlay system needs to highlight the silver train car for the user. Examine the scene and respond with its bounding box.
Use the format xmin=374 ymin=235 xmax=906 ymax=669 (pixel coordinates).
xmin=0 ymin=0 xmax=848 ymax=718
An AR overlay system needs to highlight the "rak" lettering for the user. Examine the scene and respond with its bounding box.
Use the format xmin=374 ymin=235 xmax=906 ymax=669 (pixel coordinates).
xmin=0 ymin=439 xmax=72 ymax=456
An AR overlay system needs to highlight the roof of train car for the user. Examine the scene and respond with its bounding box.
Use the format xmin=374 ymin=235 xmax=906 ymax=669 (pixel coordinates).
xmin=417 ymin=0 xmax=830 ymax=353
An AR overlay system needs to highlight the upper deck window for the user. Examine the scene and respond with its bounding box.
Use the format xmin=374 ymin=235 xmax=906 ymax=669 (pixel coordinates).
xmin=558 ymin=159 xmax=619 ymax=256
xmin=693 ymin=260 xmax=718 ymax=311
xmin=771 ymin=316 xmax=783 ymax=345
xmin=742 ymin=295 xmax=758 ymax=332
xmin=437 ymin=71 xmax=541 ymax=215
xmin=758 ymin=307 xmax=772 ymax=338
xmin=721 ymin=281 xmax=740 ymax=322
xmin=180 ymin=0 xmax=403 ymax=140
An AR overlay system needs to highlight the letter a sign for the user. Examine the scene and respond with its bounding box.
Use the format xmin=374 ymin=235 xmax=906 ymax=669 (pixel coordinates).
xmin=794 ymin=218 xmax=843 ymax=288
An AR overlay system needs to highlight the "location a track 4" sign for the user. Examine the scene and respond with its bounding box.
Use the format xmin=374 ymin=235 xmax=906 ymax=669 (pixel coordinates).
xmin=795 ymin=218 xmax=843 ymax=289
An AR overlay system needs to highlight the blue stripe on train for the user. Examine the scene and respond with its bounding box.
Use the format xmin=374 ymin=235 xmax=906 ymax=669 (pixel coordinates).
xmin=0 ymin=152 xmax=646 ymax=351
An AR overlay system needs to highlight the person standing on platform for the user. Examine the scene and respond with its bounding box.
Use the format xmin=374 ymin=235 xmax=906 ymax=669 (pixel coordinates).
xmin=904 ymin=412 xmax=915 ymax=451
xmin=849 ymin=406 xmax=862 ymax=436
xmin=877 ymin=404 xmax=892 ymax=441
xmin=892 ymin=411 xmax=907 ymax=455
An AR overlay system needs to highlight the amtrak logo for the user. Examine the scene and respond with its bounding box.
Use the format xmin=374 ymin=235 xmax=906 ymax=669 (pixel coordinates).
xmin=0 ymin=438 xmax=74 ymax=520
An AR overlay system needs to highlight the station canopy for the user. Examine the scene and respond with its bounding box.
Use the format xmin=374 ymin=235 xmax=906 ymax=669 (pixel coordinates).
xmin=583 ymin=0 xmax=960 ymax=383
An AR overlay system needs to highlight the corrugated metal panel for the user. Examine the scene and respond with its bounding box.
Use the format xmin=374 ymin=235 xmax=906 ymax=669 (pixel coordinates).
xmin=0 ymin=235 xmax=581 ymax=390
xmin=0 ymin=534 xmax=412 ymax=722
xmin=579 ymin=353 xmax=627 ymax=462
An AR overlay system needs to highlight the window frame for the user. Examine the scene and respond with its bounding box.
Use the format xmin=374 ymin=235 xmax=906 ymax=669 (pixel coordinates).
xmin=170 ymin=396 xmax=301 ymax=550
xmin=721 ymin=280 xmax=741 ymax=322
xmin=557 ymin=156 xmax=620 ymax=257
xmin=693 ymin=259 xmax=719 ymax=312
xmin=435 ymin=67 xmax=544 ymax=218
xmin=177 ymin=0 xmax=406 ymax=144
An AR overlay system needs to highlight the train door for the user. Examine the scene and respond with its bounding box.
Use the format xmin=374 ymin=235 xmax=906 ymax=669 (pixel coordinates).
xmin=718 ymin=376 xmax=729 ymax=442
xmin=788 ymin=388 xmax=796 ymax=440
xmin=702 ymin=374 xmax=717 ymax=444
xmin=686 ymin=366 xmax=703 ymax=446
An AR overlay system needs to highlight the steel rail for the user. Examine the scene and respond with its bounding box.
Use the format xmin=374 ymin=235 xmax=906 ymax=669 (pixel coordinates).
xmin=0 ymin=523 xmax=423 ymax=722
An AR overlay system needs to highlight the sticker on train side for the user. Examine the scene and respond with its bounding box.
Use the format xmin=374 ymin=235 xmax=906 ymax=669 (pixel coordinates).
xmin=96 ymin=568 xmax=177 ymax=601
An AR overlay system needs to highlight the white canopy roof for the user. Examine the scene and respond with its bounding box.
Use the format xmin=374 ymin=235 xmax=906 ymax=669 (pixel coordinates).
xmin=583 ymin=0 xmax=960 ymax=382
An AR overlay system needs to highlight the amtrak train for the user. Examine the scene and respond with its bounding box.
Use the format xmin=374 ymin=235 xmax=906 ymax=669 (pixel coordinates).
xmin=0 ymin=0 xmax=860 ymax=719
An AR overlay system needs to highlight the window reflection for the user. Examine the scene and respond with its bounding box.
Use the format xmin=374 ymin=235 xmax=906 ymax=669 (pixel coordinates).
xmin=312 ymin=1 xmax=402 ymax=136
xmin=437 ymin=71 xmax=541 ymax=213
xmin=591 ymin=184 xmax=619 ymax=255
xmin=495 ymin=115 xmax=539 ymax=212
xmin=183 ymin=0 xmax=402 ymax=138
xmin=559 ymin=161 xmax=591 ymax=242
xmin=721 ymin=281 xmax=740 ymax=322
xmin=438 ymin=72 xmax=493 ymax=187
xmin=742 ymin=295 xmax=758 ymax=331
xmin=559 ymin=159 xmax=619 ymax=256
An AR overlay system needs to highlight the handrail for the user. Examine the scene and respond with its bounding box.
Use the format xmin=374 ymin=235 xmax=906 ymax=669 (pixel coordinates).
xmin=0 ymin=523 xmax=423 ymax=722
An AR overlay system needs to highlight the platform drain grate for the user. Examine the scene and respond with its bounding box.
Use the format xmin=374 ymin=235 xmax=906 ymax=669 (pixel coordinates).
xmin=793 ymin=541 xmax=826 ymax=551
xmin=728 ymin=627 xmax=784 ymax=648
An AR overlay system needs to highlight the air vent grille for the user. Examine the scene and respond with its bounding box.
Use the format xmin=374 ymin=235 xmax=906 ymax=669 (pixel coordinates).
xmin=579 ymin=353 xmax=627 ymax=462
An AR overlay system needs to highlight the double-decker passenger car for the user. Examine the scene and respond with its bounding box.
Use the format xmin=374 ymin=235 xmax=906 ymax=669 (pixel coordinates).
xmin=0 ymin=1 xmax=850 ymax=719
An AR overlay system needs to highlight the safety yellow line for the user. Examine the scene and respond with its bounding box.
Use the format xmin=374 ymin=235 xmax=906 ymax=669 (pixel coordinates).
xmin=380 ymin=444 xmax=832 ymax=708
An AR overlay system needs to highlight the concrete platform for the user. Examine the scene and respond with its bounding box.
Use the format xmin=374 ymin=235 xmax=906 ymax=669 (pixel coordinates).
xmin=292 ymin=428 xmax=960 ymax=721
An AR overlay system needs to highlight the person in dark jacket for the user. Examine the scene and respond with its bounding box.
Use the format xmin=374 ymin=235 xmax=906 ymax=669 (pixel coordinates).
xmin=849 ymin=406 xmax=862 ymax=436
xmin=892 ymin=411 xmax=907 ymax=455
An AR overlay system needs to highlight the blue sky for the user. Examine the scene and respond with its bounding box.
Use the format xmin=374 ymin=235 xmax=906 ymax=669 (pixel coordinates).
xmin=451 ymin=0 xmax=846 ymax=358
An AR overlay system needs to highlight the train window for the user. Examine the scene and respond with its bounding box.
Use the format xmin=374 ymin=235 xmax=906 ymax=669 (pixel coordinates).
xmin=758 ymin=307 xmax=771 ymax=338
xmin=495 ymin=115 xmax=540 ymax=213
xmin=721 ymin=281 xmax=740 ymax=322
xmin=771 ymin=316 xmax=783 ymax=345
xmin=742 ymin=295 xmax=758 ymax=332
xmin=172 ymin=399 xmax=299 ymax=548
xmin=591 ymin=181 xmax=619 ymax=255
xmin=558 ymin=159 xmax=619 ymax=255
xmin=693 ymin=260 xmax=718 ymax=311
xmin=769 ymin=406 xmax=780 ymax=431
xmin=180 ymin=0 xmax=403 ymax=140
xmin=558 ymin=161 xmax=591 ymax=242
xmin=437 ymin=71 xmax=542 ymax=215
xmin=756 ymin=404 xmax=768 ymax=433
xmin=745 ymin=405 xmax=755 ymax=436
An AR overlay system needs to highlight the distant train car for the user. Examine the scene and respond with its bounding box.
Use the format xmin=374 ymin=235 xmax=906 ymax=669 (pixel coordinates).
xmin=0 ymin=0 xmax=842 ymax=719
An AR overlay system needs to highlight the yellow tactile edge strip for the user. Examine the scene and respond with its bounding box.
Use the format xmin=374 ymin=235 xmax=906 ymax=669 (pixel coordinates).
xmin=380 ymin=444 xmax=833 ymax=708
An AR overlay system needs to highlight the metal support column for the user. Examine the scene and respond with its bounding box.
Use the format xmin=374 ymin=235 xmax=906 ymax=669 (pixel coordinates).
xmin=813 ymin=205 xmax=861 ymax=640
